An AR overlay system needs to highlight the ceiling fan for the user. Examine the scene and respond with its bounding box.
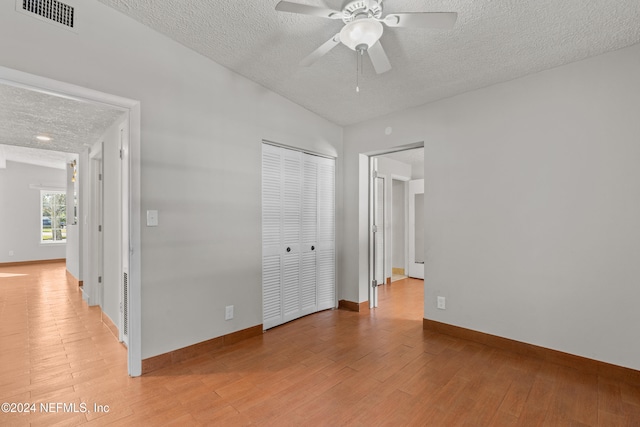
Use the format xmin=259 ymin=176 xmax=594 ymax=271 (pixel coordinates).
xmin=275 ymin=0 xmax=457 ymax=74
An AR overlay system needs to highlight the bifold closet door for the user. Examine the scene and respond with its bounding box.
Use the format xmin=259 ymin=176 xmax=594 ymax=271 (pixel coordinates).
xmin=262 ymin=144 xmax=335 ymax=329
xmin=262 ymin=144 xmax=285 ymax=329
xmin=262 ymin=145 xmax=304 ymax=328
xmin=281 ymin=148 xmax=303 ymax=324
xmin=316 ymin=155 xmax=335 ymax=311
xmin=300 ymin=155 xmax=318 ymax=317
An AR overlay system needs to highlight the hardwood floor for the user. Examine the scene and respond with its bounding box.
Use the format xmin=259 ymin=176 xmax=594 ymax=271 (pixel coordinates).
xmin=1 ymin=262 xmax=639 ymax=426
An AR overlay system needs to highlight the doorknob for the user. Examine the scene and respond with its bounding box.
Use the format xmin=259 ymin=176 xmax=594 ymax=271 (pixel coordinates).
xmin=286 ymin=247 xmax=291 ymax=252
xmin=311 ymin=246 xmax=315 ymax=251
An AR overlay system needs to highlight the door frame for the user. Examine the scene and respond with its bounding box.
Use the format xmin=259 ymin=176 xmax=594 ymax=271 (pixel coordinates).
xmin=369 ymin=157 xmax=381 ymax=308
xmin=0 ymin=65 xmax=142 ymax=376
xmin=119 ymin=126 xmax=130 ymax=346
xmin=364 ymin=143 xmax=424 ymax=309
xmin=374 ymin=172 xmax=385 ymax=286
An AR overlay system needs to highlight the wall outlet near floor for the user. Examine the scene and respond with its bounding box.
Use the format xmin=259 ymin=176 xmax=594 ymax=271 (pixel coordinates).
xmin=225 ymin=305 xmax=234 ymax=320
xmin=8 ymin=250 xmax=14 ymax=256
xmin=437 ymin=296 xmax=446 ymax=310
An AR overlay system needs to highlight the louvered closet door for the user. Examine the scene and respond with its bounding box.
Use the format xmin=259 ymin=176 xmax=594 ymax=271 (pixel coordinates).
xmin=262 ymin=144 xmax=336 ymax=329
xmin=262 ymin=144 xmax=284 ymax=329
xmin=281 ymin=148 xmax=303 ymax=324
xmin=317 ymin=155 xmax=335 ymax=311
xmin=300 ymin=155 xmax=318 ymax=316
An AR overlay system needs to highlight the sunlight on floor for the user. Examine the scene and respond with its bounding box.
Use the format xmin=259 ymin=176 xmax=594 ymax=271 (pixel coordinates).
xmin=391 ymin=273 xmax=407 ymax=282
xmin=0 ymin=272 xmax=28 ymax=278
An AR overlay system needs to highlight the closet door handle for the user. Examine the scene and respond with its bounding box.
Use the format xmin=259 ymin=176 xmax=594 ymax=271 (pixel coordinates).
xmin=311 ymin=246 xmax=315 ymax=251
xmin=286 ymin=247 xmax=291 ymax=252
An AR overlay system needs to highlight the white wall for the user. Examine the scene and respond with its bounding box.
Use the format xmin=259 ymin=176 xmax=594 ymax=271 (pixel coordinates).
xmin=0 ymin=161 xmax=66 ymax=263
xmin=391 ymin=179 xmax=406 ymax=270
xmin=0 ymin=0 xmax=342 ymax=359
xmin=344 ymin=43 xmax=640 ymax=370
xmin=65 ymin=157 xmax=81 ymax=279
xmin=65 ymin=225 xmax=80 ymax=276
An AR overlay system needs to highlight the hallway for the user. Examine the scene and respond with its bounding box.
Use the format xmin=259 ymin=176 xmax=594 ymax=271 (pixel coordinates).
xmin=0 ymin=261 xmax=128 ymax=425
xmin=1 ymin=262 xmax=638 ymax=425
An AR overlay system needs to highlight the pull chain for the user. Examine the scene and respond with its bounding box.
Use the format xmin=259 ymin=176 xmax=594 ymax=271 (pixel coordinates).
xmin=356 ymin=49 xmax=360 ymax=93
xmin=356 ymin=48 xmax=364 ymax=93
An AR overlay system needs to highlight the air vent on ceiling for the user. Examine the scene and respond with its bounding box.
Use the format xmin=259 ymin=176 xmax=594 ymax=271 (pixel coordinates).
xmin=18 ymin=0 xmax=75 ymax=29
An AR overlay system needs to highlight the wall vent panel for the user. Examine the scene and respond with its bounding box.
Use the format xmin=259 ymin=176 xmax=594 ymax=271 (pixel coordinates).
xmin=17 ymin=0 xmax=76 ymax=31
xmin=123 ymin=272 xmax=128 ymax=336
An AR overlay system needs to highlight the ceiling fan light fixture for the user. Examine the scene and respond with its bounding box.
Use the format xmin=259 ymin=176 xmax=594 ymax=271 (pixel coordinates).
xmin=339 ymin=18 xmax=383 ymax=51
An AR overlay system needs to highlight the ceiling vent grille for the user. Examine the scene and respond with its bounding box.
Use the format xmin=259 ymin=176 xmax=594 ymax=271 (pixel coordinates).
xmin=20 ymin=0 xmax=74 ymax=28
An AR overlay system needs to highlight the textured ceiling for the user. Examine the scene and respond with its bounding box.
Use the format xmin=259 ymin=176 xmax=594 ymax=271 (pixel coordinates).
xmin=96 ymin=0 xmax=640 ymax=126
xmin=0 ymin=83 xmax=125 ymax=166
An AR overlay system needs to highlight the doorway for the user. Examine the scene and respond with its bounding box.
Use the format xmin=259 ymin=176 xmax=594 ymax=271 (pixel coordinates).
xmin=0 ymin=65 xmax=142 ymax=376
xmin=368 ymin=146 xmax=424 ymax=308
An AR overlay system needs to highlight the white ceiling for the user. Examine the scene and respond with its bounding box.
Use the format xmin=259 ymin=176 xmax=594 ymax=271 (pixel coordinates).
xmin=96 ymin=0 xmax=640 ymax=126
xmin=0 ymin=83 xmax=125 ymax=168
xmin=0 ymin=144 xmax=72 ymax=170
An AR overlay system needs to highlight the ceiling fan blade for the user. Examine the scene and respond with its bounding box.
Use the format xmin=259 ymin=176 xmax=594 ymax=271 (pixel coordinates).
xmin=383 ymin=12 xmax=457 ymax=29
xmin=300 ymin=33 xmax=341 ymax=67
xmin=275 ymin=1 xmax=342 ymax=19
xmin=367 ymin=41 xmax=391 ymax=74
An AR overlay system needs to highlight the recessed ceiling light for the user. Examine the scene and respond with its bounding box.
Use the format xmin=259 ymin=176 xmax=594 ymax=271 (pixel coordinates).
xmin=36 ymin=135 xmax=52 ymax=141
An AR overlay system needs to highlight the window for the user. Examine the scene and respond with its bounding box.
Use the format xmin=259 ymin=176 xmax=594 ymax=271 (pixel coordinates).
xmin=41 ymin=190 xmax=66 ymax=243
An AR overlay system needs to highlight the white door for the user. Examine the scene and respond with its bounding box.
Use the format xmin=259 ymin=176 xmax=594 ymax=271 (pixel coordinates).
xmin=300 ymin=154 xmax=317 ymax=317
xmin=90 ymin=155 xmax=104 ymax=308
xmin=316 ymin=155 xmax=335 ymax=311
xmin=263 ymin=145 xmax=304 ymax=327
xmin=408 ymin=179 xmax=425 ymax=279
xmin=262 ymin=144 xmax=336 ymax=329
xmin=262 ymin=144 xmax=284 ymax=329
xmin=119 ymin=127 xmax=129 ymax=347
xmin=281 ymin=148 xmax=303 ymax=324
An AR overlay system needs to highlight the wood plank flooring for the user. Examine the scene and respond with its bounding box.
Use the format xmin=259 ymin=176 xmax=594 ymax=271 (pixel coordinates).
xmin=1 ymin=262 xmax=639 ymax=426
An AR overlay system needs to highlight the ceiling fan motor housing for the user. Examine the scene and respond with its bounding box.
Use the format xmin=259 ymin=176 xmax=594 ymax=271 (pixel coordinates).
xmin=274 ymin=0 xmax=458 ymax=74
xmin=342 ymin=0 xmax=383 ymax=23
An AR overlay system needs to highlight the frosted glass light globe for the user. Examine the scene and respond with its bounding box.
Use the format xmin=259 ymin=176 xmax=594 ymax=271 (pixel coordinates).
xmin=339 ymin=18 xmax=383 ymax=51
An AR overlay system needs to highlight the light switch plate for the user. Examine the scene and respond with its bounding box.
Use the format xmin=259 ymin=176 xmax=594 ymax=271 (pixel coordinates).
xmin=146 ymin=210 xmax=158 ymax=227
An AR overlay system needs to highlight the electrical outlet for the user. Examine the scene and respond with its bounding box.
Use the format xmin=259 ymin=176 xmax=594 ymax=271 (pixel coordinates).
xmin=8 ymin=250 xmax=14 ymax=256
xmin=146 ymin=210 xmax=159 ymax=227
xmin=437 ymin=296 xmax=446 ymax=310
xmin=225 ymin=305 xmax=234 ymax=320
